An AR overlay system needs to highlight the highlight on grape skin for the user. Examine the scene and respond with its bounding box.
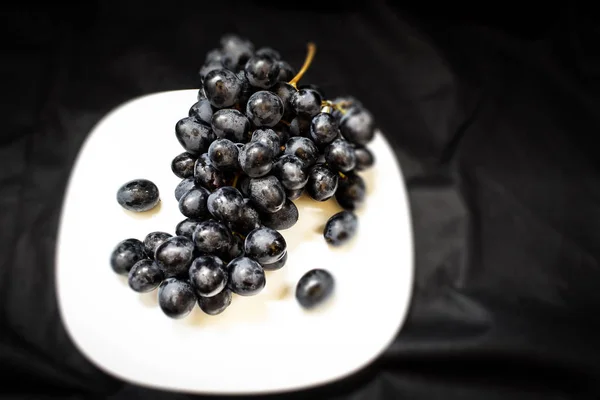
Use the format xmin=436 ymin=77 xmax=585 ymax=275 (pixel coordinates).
xmin=110 ymin=34 xmax=377 ymax=318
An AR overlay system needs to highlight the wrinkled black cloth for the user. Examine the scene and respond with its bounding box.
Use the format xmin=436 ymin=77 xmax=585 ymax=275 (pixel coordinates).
xmin=2 ymin=1 xmax=600 ymax=399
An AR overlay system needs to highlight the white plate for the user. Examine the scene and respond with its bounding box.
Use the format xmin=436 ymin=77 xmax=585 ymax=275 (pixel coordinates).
xmin=56 ymin=90 xmax=414 ymax=395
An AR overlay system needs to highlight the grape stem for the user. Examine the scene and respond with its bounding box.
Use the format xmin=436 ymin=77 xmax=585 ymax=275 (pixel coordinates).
xmin=289 ymin=43 xmax=317 ymax=88
xmin=321 ymin=100 xmax=348 ymax=115
xmin=287 ymin=42 xmax=351 ymax=116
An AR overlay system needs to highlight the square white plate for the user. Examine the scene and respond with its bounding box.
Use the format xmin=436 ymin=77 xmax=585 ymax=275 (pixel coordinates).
xmin=56 ymin=89 xmax=414 ymax=395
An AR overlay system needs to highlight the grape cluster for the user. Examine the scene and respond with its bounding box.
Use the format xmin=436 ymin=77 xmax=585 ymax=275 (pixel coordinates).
xmin=111 ymin=34 xmax=377 ymax=317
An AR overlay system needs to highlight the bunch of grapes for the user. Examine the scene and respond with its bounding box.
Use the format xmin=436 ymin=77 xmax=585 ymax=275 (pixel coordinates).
xmin=111 ymin=34 xmax=377 ymax=319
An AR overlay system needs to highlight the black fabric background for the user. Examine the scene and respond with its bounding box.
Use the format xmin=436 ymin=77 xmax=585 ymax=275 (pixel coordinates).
xmin=2 ymin=1 xmax=600 ymax=399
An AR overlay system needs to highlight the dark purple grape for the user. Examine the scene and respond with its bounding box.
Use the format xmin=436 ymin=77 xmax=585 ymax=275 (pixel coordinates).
xmin=262 ymin=252 xmax=287 ymax=271
xmin=296 ymin=269 xmax=334 ymax=309
xmin=189 ymin=255 xmax=228 ymax=297
xmin=236 ymin=70 xmax=255 ymax=110
xmin=290 ymin=116 xmax=310 ymax=137
xmin=158 ymin=278 xmax=196 ymax=319
xmin=208 ymin=138 xmax=240 ymax=171
xmin=272 ymin=154 xmax=307 ymax=190
xmin=228 ymin=199 xmax=261 ymax=235
xmin=283 ymin=137 xmax=318 ymax=168
xmin=335 ymin=172 xmax=366 ymax=211
xmin=290 ymin=89 xmax=321 ymax=118
xmin=244 ymin=226 xmax=286 ymax=264
xmin=324 ymin=138 xmax=356 ymax=172
xmin=272 ymin=122 xmax=290 ymax=144
xmin=220 ymin=34 xmax=254 ymax=71
xmin=306 ymin=164 xmax=338 ymax=201
xmin=332 ymin=96 xmax=362 ymax=110
xmin=237 ymin=175 xmax=251 ymax=197
xmin=110 ymin=238 xmax=146 ymax=275
xmin=171 ymin=152 xmax=197 ymax=179
xmin=175 ymin=177 xmax=196 ymax=201
xmin=331 ymin=96 xmax=362 ymax=122
xmin=207 ymin=186 xmax=244 ymax=223
xmin=255 ymin=47 xmax=281 ymax=60
xmin=199 ymin=62 xmax=224 ymax=82
xmin=246 ymin=91 xmax=284 ymax=127
xmin=175 ymin=218 xmax=202 ymax=239
xmin=220 ymin=34 xmax=252 ymax=52
xmin=155 ymin=236 xmax=195 ymax=278
xmin=298 ymin=84 xmax=325 ymax=99
xmin=340 ymin=108 xmax=375 ymax=145
xmin=248 ymin=175 xmax=286 ymax=213
xmin=226 ymin=232 xmax=245 ymax=260
xmin=245 ymin=55 xmax=280 ymax=89
xmin=285 ymin=187 xmax=303 ymax=200
xmin=324 ymin=211 xmax=358 ymax=246
xmin=193 ymin=219 xmax=233 ymax=257
xmin=238 ymin=141 xmax=274 ymax=178
xmin=128 ymin=259 xmax=164 ymax=293
xmin=179 ymin=186 xmax=211 ymax=219
xmin=354 ymin=146 xmax=375 ymax=171
xmin=260 ymin=200 xmax=298 ymax=230
xmin=227 ymin=257 xmax=266 ymax=296
xmin=175 ymin=117 xmax=215 ymax=155
xmin=310 ymin=113 xmax=339 ymax=146
xmin=143 ymin=232 xmax=172 ymax=259
xmin=204 ymin=69 xmax=242 ymax=108
xmin=276 ymin=61 xmax=295 ymax=82
xmin=188 ymin=98 xmax=213 ymax=125
xmin=273 ymin=82 xmax=296 ymax=120
xmin=116 ymin=179 xmax=160 ymax=212
xmin=194 ymin=153 xmax=235 ymax=191
xmin=205 ymin=48 xmax=225 ymax=64
xmin=197 ymin=288 xmax=232 ymax=315
xmin=211 ymin=109 xmax=250 ymax=142
xmin=251 ymin=128 xmax=281 ymax=156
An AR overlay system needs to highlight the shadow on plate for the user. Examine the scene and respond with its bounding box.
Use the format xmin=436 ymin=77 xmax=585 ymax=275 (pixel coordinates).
xmin=182 ymin=262 xmax=291 ymax=327
xmin=120 ymin=200 xmax=162 ymax=220
xmin=138 ymin=290 xmax=159 ymax=308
